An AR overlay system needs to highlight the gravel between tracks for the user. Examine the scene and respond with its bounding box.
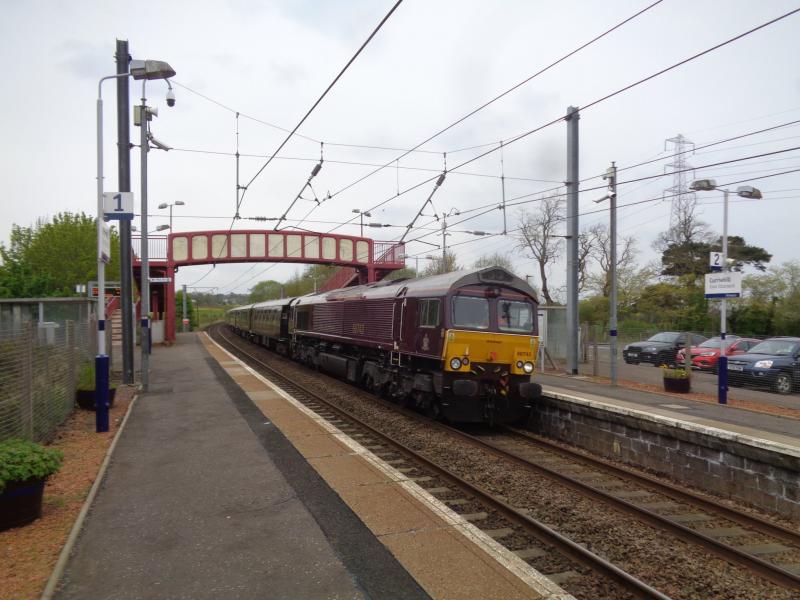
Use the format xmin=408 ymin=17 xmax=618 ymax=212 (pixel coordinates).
xmin=214 ymin=327 xmax=798 ymax=600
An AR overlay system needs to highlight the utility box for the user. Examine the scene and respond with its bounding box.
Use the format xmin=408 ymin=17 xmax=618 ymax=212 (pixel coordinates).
xmin=151 ymin=320 xmax=165 ymax=344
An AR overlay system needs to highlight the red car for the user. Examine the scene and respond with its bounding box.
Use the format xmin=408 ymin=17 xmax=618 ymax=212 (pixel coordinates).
xmin=676 ymin=336 xmax=761 ymax=372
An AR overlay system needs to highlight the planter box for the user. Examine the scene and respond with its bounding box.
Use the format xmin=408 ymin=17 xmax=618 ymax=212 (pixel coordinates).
xmin=663 ymin=377 xmax=691 ymax=393
xmin=76 ymin=387 xmax=117 ymax=411
xmin=0 ymin=478 xmax=45 ymax=531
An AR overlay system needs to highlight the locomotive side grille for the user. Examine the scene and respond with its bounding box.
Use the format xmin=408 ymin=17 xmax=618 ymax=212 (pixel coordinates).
xmin=314 ymin=303 xmax=345 ymax=334
xmin=344 ymin=300 xmax=394 ymax=341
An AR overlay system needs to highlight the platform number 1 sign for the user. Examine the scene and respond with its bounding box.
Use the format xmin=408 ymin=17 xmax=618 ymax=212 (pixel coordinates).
xmin=103 ymin=192 xmax=134 ymax=221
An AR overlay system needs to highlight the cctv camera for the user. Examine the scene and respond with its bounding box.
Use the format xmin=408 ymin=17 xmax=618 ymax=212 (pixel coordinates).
xmin=147 ymin=132 xmax=172 ymax=152
xmin=166 ymin=89 xmax=176 ymax=107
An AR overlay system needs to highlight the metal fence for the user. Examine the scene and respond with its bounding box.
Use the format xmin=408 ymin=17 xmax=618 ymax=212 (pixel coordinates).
xmin=0 ymin=319 xmax=99 ymax=443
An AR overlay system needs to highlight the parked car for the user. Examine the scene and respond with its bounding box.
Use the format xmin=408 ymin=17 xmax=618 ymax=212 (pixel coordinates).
xmin=676 ymin=336 xmax=761 ymax=372
xmin=727 ymin=336 xmax=800 ymax=394
xmin=623 ymin=332 xmax=707 ymax=366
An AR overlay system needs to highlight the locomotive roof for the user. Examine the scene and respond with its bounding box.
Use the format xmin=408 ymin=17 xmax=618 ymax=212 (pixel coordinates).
xmin=293 ymin=266 xmax=538 ymax=306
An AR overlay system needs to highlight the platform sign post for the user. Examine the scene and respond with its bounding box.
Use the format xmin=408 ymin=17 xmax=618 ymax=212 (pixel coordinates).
xmin=709 ymin=251 xmax=723 ymax=272
xmin=103 ymin=191 xmax=134 ymax=221
xmin=705 ymin=271 xmax=741 ymax=405
xmin=704 ymin=272 xmax=742 ymax=299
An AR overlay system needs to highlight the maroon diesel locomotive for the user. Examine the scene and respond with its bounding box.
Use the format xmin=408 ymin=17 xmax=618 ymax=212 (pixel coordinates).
xmin=227 ymin=266 xmax=542 ymax=424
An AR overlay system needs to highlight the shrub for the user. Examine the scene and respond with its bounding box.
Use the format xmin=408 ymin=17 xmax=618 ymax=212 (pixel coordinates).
xmin=660 ymin=365 xmax=689 ymax=379
xmin=0 ymin=438 xmax=63 ymax=492
xmin=77 ymin=361 xmax=116 ymax=392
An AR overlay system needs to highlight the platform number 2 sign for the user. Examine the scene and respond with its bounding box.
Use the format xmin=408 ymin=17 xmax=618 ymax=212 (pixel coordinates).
xmin=102 ymin=192 xmax=134 ymax=221
xmin=709 ymin=251 xmax=723 ymax=269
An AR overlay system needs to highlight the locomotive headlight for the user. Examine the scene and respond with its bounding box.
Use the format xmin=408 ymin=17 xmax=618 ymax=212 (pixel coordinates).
xmin=516 ymin=361 xmax=523 ymax=368
xmin=523 ymin=361 xmax=534 ymax=374
xmin=450 ymin=357 xmax=462 ymax=370
xmin=462 ymin=357 xmax=470 ymax=366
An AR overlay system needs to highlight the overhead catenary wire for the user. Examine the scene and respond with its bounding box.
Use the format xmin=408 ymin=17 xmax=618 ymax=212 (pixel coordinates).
xmin=237 ymin=0 xmax=404 ymax=216
xmin=321 ymin=6 xmax=800 ymax=238
xmin=402 ymin=145 xmax=800 ymax=246
xmin=322 ymin=0 xmax=666 ymax=204
xmin=169 ymin=146 xmax=561 ymax=183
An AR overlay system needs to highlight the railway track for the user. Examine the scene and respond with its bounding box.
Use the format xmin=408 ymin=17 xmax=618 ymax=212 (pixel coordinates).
xmin=209 ymin=325 xmax=800 ymax=599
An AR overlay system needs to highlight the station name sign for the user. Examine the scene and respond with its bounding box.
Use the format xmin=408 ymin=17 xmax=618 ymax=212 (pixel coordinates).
xmin=704 ymin=271 xmax=742 ymax=298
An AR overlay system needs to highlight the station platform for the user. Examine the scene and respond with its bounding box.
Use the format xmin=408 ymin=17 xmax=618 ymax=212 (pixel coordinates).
xmin=536 ymin=373 xmax=799 ymax=451
xmin=54 ymin=333 xmax=568 ymax=600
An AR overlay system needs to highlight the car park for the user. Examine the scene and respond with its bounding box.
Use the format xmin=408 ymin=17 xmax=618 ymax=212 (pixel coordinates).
xmin=676 ymin=336 xmax=761 ymax=372
xmin=726 ymin=336 xmax=800 ymax=394
xmin=623 ymin=332 xmax=707 ymax=366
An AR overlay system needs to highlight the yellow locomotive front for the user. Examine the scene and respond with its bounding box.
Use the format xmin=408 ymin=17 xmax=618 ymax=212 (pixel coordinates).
xmin=437 ymin=290 xmax=541 ymax=424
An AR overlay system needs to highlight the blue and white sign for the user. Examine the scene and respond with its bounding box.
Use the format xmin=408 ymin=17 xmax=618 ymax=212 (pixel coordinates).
xmin=103 ymin=192 xmax=134 ymax=221
xmin=705 ymin=271 xmax=742 ymax=298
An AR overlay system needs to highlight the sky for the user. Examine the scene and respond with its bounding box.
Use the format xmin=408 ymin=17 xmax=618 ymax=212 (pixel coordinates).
xmin=2 ymin=0 xmax=799 ymax=298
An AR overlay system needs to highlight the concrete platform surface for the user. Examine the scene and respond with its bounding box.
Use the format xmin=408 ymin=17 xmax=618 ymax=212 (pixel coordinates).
xmin=55 ymin=334 xmax=427 ymax=600
xmin=536 ymin=373 xmax=799 ymax=452
xmin=56 ymin=333 xmax=570 ymax=600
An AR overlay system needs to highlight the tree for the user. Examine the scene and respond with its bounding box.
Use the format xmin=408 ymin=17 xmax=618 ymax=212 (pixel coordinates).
xmin=472 ymin=252 xmax=517 ymax=274
xmin=659 ymin=235 xmax=771 ymax=279
xmin=248 ymin=280 xmax=282 ymax=302
xmin=0 ymin=213 xmax=120 ymax=298
xmin=385 ymin=266 xmax=417 ymax=281
xmin=515 ymin=195 xmax=564 ymax=304
xmin=583 ymin=223 xmax=637 ymax=297
xmin=421 ymin=250 xmax=458 ymax=276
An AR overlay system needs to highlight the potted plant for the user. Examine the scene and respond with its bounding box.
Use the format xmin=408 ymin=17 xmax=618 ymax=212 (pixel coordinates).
xmin=0 ymin=438 xmax=63 ymax=531
xmin=661 ymin=365 xmax=691 ymax=393
xmin=75 ymin=362 xmax=117 ymax=411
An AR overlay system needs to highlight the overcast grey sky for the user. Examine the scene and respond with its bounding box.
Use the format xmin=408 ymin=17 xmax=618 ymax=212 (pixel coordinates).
xmin=2 ymin=0 xmax=799 ymax=296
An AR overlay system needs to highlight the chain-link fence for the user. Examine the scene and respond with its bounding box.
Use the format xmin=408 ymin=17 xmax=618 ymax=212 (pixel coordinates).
xmin=0 ymin=318 xmax=99 ymax=443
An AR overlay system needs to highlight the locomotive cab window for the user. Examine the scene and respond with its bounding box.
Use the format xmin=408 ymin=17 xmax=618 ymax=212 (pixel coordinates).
xmin=452 ymin=296 xmax=489 ymax=330
xmin=419 ymin=299 xmax=440 ymax=328
xmin=498 ymin=300 xmax=533 ymax=333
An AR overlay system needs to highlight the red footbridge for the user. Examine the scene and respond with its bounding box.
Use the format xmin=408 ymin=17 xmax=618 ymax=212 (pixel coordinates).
xmin=130 ymin=229 xmax=405 ymax=342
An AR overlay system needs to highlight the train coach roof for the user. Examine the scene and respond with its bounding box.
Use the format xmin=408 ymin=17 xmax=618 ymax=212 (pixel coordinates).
xmin=293 ymin=266 xmax=538 ymax=305
xmin=228 ymin=303 xmax=255 ymax=312
xmin=251 ymin=298 xmax=296 ymax=310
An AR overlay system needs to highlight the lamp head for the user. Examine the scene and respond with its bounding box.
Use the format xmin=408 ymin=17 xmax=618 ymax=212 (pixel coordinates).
xmin=130 ymin=59 xmax=176 ymax=81
xmin=158 ymin=202 xmax=168 ymax=209
xmin=155 ymin=224 xmax=170 ymax=232
xmin=736 ymin=185 xmax=762 ymax=199
xmin=175 ymin=200 xmax=186 ymax=206
xmin=689 ymin=179 xmax=717 ymax=192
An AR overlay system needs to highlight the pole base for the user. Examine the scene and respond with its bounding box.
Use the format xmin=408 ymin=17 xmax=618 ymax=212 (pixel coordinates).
xmin=95 ymin=354 xmax=110 ymax=432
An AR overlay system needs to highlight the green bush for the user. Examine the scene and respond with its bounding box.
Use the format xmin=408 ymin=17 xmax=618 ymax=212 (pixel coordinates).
xmin=76 ymin=361 xmax=116 ymax=392
xmin=0 ymin=438 xmax=63 ymax=492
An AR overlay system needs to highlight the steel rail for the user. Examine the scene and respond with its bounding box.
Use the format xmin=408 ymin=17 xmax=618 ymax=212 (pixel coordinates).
xmin=211 ymin=325 xmax=671 ymax=600
xmin=504 ymin=426 xmax=800 ymax=546
xmin=429 ymin=421 xmax=800 ymax=591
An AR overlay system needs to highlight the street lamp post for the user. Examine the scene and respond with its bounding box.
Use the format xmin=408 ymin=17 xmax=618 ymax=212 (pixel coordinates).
xmin=158 ymin=200 xmax=185 ymax=230
xmin=134 ymin=60 xmax=176 ymax=393
xmin=94 ymin=58 xmax=175 ymax=430
xmin=352 ymin=209 xmax=371 ymax=237
xmin=690 ymin=178 xmax=762 ymax=404
xmin=596 ymin=162 xmax=618 ymax=386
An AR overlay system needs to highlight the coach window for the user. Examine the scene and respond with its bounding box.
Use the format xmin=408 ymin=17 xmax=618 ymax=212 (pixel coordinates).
xmin=452 ymin=296 xmax=489 ymax=330
xmin=419 ymin=299 xmax=440 ymax=327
